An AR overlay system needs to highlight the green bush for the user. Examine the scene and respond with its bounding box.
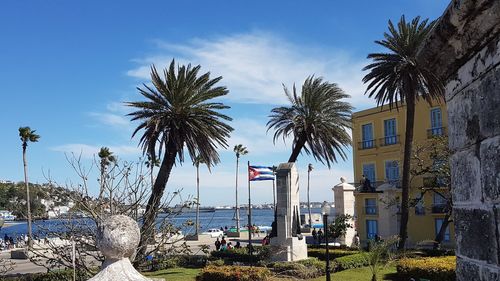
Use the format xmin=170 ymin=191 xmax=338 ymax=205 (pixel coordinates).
xmin=197 ymin=265 xmax=271 ymax=281
xmin=210 ymin=246 xmax=270 ymax=264
xmin=3 ymin=269 xmax=89 ymax=281
xmin=397 ymin=256 xmax=456 ymax=281
xmin=307 ymin=248 xmax=359 ymax=261
xmin=333 ymin=253 xmax=369 ymax=271
xmin=269 ymin=258 xmax=324 ymax=279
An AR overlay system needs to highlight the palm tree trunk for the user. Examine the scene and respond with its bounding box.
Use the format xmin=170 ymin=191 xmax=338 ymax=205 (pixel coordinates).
xmin=288 ymin=135 xmax=307 ymax=163
xmin=22 ymin=144 xmax=33 ymax=248
xmin=307 ymin=169 xmax=312 ymax=227
xmin=398 ymin=95 xmax=416 ymax=250
xmin=235 ymin=156 xmax=240 ymax=233
xmin=195 ymin=164 xmax=200 ymax=237
xmin=137 ymin=143 xmax=177 ymax=262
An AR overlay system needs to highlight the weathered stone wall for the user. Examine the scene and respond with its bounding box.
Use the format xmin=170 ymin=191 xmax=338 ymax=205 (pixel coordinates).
xmin=417 ymin=1 xmax=500 ymax=280
xmin=448 ymin=36 xmax=500 ymax=281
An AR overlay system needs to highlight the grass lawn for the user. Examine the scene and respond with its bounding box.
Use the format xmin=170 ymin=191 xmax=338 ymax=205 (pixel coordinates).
xmin=143 ymin=265 xmax=398 ymax=281
xmin=309 ymin=265 xmax=398 ymax=281
xmin=143 ymin=267 xmax=201 ymax=281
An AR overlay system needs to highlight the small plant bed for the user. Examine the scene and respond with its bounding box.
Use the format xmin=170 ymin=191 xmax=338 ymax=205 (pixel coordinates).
xmin=396 ymin=256 xmax=456 ymax=281
xmin=197 ymin=265 xmax=272 ymax=281
xmin=143 ymin=267 xmax=201 ymax=281
xmin=307 ymin=248 xmax=359 ymax=260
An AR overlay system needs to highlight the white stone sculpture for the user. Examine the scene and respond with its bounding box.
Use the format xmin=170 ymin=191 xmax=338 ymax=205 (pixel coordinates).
xmin=88 ymin=215 xmax=152 ymax=281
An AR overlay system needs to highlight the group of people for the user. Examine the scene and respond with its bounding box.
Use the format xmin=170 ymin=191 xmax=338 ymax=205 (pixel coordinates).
xmin=311 ymin=228 xmax=324 ymax=244
xmin=1 ymin=234 xmax=29 ymax=250
xmin=214 ymin=236 xmax=242 ymax=251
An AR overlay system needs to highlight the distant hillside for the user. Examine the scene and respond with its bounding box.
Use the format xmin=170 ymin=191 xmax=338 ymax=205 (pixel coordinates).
xmin=0 ymin=181 xmax=79 ymax=219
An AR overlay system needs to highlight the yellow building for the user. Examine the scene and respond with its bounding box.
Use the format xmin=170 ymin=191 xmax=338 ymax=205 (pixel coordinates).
xmin=351 ymin=99 xmax=454 ymax=248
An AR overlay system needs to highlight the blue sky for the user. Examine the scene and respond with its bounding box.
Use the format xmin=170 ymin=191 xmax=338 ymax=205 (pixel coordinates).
xmin=0 ymin=0 xmax=450 ymax=206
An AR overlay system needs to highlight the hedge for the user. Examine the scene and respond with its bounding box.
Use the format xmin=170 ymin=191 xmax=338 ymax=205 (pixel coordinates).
xmin=210 ymin=246 xmax=270 ymax=264
xmin=307 ymin=248 xmax=359 ymax=261
xmin=333 ymin=253 xmax=369 ymax=271
xmin=269 ymin=258 xmax=325 ymax=279
xmin=3 ymin=269 xmax=89 ymax=281
xmin=396 ymin=256 xmax=456 ymax=281
xmin=197 ymin=265 xmax=271 ymax=281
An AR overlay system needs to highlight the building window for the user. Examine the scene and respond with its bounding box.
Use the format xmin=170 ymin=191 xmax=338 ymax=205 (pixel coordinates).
xmin=362 ymin=164 xmax=376 ymax=186
xmin=430 ymin=108 xmax=443 ymax=136
xmin=385 ymin=160 xmax=399 ymax=185
xmin=361 ymin=123 xmax=375 ymax=149
xmin=432 ymin=193 xmax=447 ymax=213
xmin=435 ymin=218 xmax=450 ymax=241
xmin=383 ymin=118 xmax=397 ymax=145
xmin=415 ymin=197 xmax=425 ymax=215
xmin=366 ymin=220 xmax=378 ymax=239
xmin=365 ymin=198 xmax=377 ymax=215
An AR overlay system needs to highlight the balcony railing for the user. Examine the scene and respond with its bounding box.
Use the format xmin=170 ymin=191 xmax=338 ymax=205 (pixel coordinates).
xmin=365 ymin=206 xmax=378 ymax=215
xmin=423 ymin=177 xmax=448 ymax=188
xmin=358 ymin=139 xmax=376 ymax=150
xmin=427 ymin=127 xmax=447 ymax=138
xmin=431 ymin=203 xmax=447 ymax=214
xmin=379 ymin=135 xmax=400 ymax=146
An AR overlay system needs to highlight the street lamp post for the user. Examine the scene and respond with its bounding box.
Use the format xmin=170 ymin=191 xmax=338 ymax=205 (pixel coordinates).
xmin=321 ymin=201 xmax=332 ymax=281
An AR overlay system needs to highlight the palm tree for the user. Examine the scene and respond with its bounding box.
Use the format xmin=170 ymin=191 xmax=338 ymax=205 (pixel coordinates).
xmin=127 ymin=59 xmax=233 ymax=259
xmin=98 ymin=147 xmax=116 ymax=214
xmin=267 ymin=76 xmax=352 ymax=168
xmin=19 ymin=126 xmax=40 ymax=248
xmin=233 ymin=144 xmax=248 ymax=234
xmin=307 ymin=163 xmax=313 ymax=227
xmin=362 ymin=16 xmax=444 ymax=249
xmin=193 ymin=155 xmax=205 ymax=237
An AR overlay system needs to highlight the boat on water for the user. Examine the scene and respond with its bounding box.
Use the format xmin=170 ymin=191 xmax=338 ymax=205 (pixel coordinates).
xmin=0 ymin=210 xmax=16 ymax=222
xmin=165 ymin=204 xmax=216 ymax=214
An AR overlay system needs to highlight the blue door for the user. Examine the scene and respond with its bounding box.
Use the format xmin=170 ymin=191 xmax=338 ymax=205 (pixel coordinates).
xmin=384 ymin=118 xmax=396 ymax=145
xmin=430 ymin=108 xmax=443 ymax=135
xmin=366 ymin=220 xmax=378 ymax=239
xmin=363 ymin=164 xmax=376 ymax=184
xmin=362 ymin=124 xmax=374 ymax=148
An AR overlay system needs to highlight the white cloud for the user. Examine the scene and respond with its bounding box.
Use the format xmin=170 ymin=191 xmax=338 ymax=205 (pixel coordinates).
xmin=127 ymin=32 xmax=376 ymax=109
xmin=51 ymin=143 xmax=140 ymax=159
xmin=88 ymin=112 xmax=130 ymax=128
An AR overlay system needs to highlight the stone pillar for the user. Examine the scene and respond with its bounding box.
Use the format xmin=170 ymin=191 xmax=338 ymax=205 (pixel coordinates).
xmin=88 ymin=215 xmax=153 ymax=281
xmin=415 ymin=1 xmax=500 ymax=279
xmin=333 ymin=177 xmax=356 ymax=246
xmin=270 ymin=163 xmax=308 ymax=261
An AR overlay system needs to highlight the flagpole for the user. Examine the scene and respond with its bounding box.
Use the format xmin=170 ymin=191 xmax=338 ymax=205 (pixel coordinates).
xmin=248 ymin=161 xmax=252 ymax=254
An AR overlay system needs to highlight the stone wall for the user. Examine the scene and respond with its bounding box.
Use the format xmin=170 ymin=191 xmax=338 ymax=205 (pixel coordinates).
xmin=417 ymin=1 xmax=500 ymax=280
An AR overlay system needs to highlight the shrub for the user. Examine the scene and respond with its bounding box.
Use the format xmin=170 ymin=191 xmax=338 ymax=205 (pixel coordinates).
xmin=197 ymin=265 xmax=271 ymax=281
xmin=269 ymin=258 xmax=324 ymax=279
xmin=333 ymin=253 xmax=369 ymax=271
xmin=307 ymin=248 xmax=359 ymax=260
xmin=210 ymin=246 xmax=270 ymax=264
xmin=3 ymin=269 xmax=89 ymax=281
xmin=396 ymin=256 xmax=456 ymax=281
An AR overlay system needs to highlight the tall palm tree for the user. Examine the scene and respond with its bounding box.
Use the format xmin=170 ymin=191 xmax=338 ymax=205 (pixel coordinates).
xmin=267 ymin=76 xmax=352 ymax=168
xmin=193 ymin=155 xmax=205 ymax=237
xmin=98 ymin=147 xmax=116 ymax=214
xmin=19 ymin=126 xmax=40 ymax=248
xmin=362 ymin=16 xmax=444 ymax=249
xmin=233 ymin=144 xmax=248 ymax=234
xmin=127 ymin=59 xmax=233 ymax=259
xmin=307 ymin=163 xmax=313 ymax=227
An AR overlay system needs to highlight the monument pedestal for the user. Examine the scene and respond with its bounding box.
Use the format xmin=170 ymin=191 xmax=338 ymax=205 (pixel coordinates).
xmin=269 ymin=162 xmax=308 ymax=262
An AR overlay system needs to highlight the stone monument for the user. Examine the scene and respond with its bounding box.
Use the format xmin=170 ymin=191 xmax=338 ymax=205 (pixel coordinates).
xmin=270 ymin=162 xmax=308 ymax=261
xmin=88 ymin=215 xmax=153 ymax=281
xmin=333 ymin=177 xmax=356 ymax=246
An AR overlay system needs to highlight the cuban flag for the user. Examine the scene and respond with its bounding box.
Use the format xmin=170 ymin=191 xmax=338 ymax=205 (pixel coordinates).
xmin=249 ymin=166 xmax=275 ymax=181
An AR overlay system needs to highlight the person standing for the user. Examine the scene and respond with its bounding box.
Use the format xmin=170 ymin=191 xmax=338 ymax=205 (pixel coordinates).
xmin=318 ymin=229 xmax=324 ymax=244
xmin=312 ymin=228 xmax=318 ymax=244
xmin=214 ymin=238 xmax=221 ymax=251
